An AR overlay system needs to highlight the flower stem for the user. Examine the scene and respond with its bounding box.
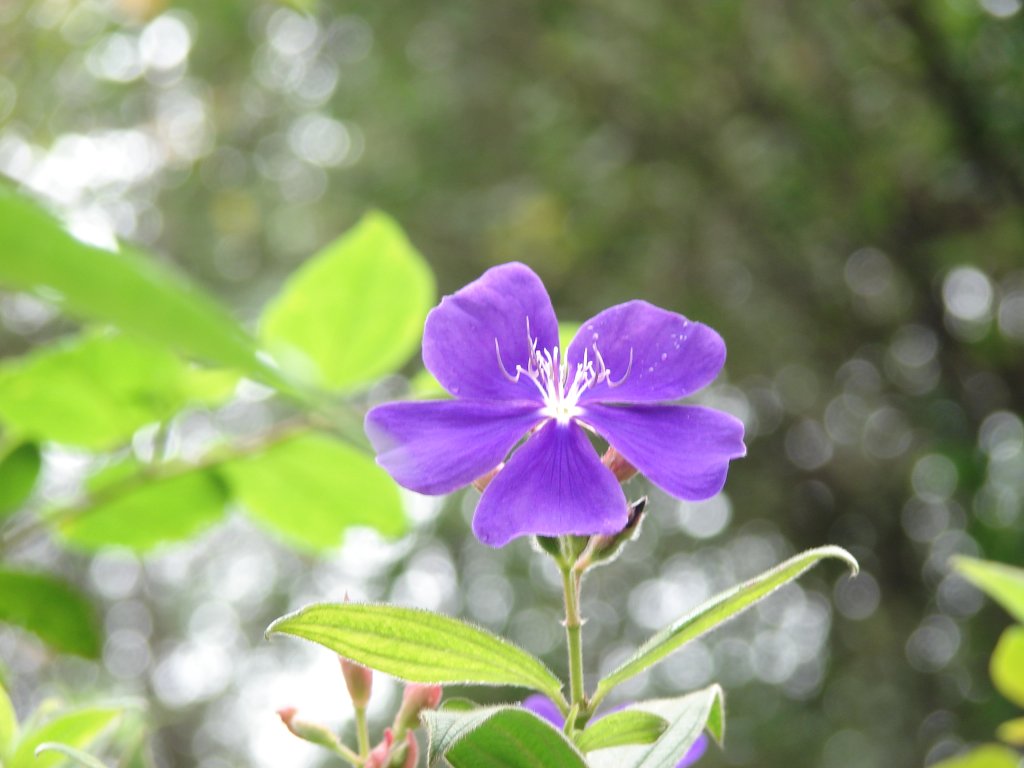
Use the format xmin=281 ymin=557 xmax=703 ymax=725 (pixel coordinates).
xmin=560 ymin=557 xmax=586 ymax=720
xmin=354 ymin=705 xmax=370 ymax=759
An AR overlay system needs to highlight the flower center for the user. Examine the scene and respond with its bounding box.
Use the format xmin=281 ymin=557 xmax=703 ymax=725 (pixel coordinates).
xmin=495 ymin=319 xmax=632 ymax=425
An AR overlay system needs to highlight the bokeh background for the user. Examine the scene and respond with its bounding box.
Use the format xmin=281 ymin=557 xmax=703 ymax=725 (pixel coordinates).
xmin=1 ymin=0 xmax=1023 ymax=766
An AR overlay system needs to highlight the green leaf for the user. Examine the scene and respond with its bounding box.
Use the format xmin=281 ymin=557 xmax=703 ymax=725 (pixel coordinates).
xmin=0 ymin=680 xmax=18 ymax=760
xmin=221 ymin=432 xmax=405 ymax=552
xmin=0 ymin=183 xmax=275 ymax=385
xmin=558 ymin=322 xmax=581 ymax=351
xmin=9 ymin=707 xmax=120 ymax=768
xmin=593 ymin=546 xmax=858 ymax=706
xmin=576 ymin=711 xmax=667 ymax=753
xmin=424 ymin=706 xmax=587 ymax=768
xmin=0 ymin=570 xmax=100 ymax=658
xmin=266 ymin=603 xmax=566 ymax=705
xmin=929 ymin=744 xmax=1023 ymax=768
xmin=991 ymin=626 xmax=1024 ymax=708
xmin=588 ymin=686 xmax=724 ymax=768
xmin=952 ymin=556 xmax=1024 ymax=624
xmin=997 ymin=716 xmax=1024 ymax=746
xmin=0 ymin=332 xmax=216 ymax=450
xmin=260 ymin=211 xmax=435 ymax=392
xmin=58 ymin=466 xmax=227 ymax=551
xmin=33 ymin=743 xmax=110 ymax=768
xmin=0 ymin=442 xmax=41 ymax=520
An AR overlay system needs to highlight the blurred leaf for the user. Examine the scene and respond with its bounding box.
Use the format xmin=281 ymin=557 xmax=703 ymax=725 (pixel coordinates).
xmin=409 ymin=368 xmax=448 ymax=399
xmin=424 ymin=706 xmax=587 ymax=768
xmin=0 ymin=332 xmax=220 ymax=450
xmin=991 ymin=626 xmax=1024 ymax=708
xmin=0 ymin=442 xmax=41 ymax=520
xmin=997 ymin=717 xmax=1024 ymax=746
xmin=952 ymin=557 xmax=1024 ymax=624
xmin=0 ymin=570 xmax=100 ymax=658
xmin=0 ymin=680 xmax=17 ymax=760
xmin=593 ymin=546 xmax=858 ymax=705
xmin=929 ymin=744 xmax=1023 ymax=768
xmin=222 ymin=432 xmax=406 ymax=552
xmin=9 ymin=707 xmax=120 ymax=768
xmin=589 ymin=686 xmax=723 ymax=768
xmin=558 ymin=321 xmax=581 ymax=351
xmin=0 ymin=183 xmax=278 ymax=386
xmin=58 ymin=466 xmax=227 ymax=551
xmin=576 ymin=711 xmax=667 ymax=752
xmin=260 ymin=211 xmax=435 ymax=392
xmin=267 ymin=602 xmax=566 ymax=704
xmin=34 ymin=743 xmax=110 ymax=768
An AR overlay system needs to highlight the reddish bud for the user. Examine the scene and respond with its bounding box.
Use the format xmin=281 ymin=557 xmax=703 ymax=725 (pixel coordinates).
xmin=276 ymin=707 xmax=343 ymax=750
xmin=364 ymin=728 xmax=395 ymax=768
xmin=394 ymin=683 xmax=443 ymax=732
xmin=472 ymin=463 xmax=504 ymax=492
xmin=400 ymin=731 xmax=419 ymax=768
xmin=601 ymin=446 xmax=637 ymax=483
xmin=340 ymin=656 xmax=373 ymax=707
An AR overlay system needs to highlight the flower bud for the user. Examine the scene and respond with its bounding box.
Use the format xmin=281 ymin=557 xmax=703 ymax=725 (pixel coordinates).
xmin=601 ymin=446 xmax=637 ymax=483
xmin=576 ymin=496 xmax=647 ymax=572
xmin=399 ymin=730 xmax=419 ymax=768
xmin=394 ymin=683 xmax=442 ymax=733
xmin=277 ymin=708 xmax=343 ymax=751
xmin=364 ymin=728 xmax=395 ymax=768
xmin=340 ymin=656 xmax=373 ymax=708
xmin=472 ymin=463 xmax=504 ymax=492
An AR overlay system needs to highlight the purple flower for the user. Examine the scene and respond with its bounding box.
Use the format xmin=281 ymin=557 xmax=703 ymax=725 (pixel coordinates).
xmin=365 ymin=263 xmax=745 ymax=547
xmin=521 ymin=694 xmax=708 ymax=767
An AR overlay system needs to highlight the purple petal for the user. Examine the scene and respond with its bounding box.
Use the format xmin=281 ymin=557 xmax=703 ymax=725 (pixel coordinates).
xmin=567 ymin=301 xmax=726 ymax=404
xmin=472 ymin=420 xmax=628 ymax=547
xmin=580 ymin=404 xmax=746 ymax=500
xmin=522 ymin=695 xmax=564 ymax=729
xmin=365 ymin=399 xmax=543 ymax=495
xmin=423 ymin=263 xmax=560 ymax=402
xmin=677 ymin=733 xmax=708 ymax=767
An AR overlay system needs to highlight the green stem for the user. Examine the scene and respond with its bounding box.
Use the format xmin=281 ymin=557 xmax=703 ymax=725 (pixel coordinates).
xmin=560 ymin=560 xmax=586 ymax=719
xmin=354 ymin=705 xmax=370 ymax=759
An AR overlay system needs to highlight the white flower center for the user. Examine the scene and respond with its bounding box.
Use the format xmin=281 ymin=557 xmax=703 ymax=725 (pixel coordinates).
xmin=495 ymin=319 xmax=632 ymax=425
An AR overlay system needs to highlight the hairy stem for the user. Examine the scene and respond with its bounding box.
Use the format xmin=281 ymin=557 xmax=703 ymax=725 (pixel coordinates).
xmin=354 ymin=704 xmax=370 ymax=759
xmin=560 ymin=555 xmax=586 ymax=720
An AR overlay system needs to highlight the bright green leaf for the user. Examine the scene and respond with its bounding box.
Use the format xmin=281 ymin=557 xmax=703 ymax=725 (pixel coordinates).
xmin=952 ymin=556 xmax=1024 ymax=624
xmin=9 ymin=707 xmax=120 ymax=768
xmin=0 ymin=332 xmax=213 ymax=450
xmin=260 ymin=211 xmax=435 ymax=392
xmin=0 ymin=442 xmax=41 ymax=520
xmin=0 ymin=570 xmax=100 ymax=658
xmin=34 ymin=743 xmax=110 ymax=768
xmin=929 ymin=744 xmax=1023 ymax=768
xmin=424 ymin=706 xmax=587 ymax=768
xmin=0 ymin=183 xmax=275 ymax=386
xmin=0 ymin=680 xmax=18 ymax=760
xmin=997 ymin=717 xmax=1024 ymax=746
xmin=992 ymin=626 xmax=1024 ymax=708
xmin=58 ymin=466 xmax=227 ymax=551
xmin=266 ymin=602 xmax=566 ymax=705
xmin=222 ymin=432 xmax=405 ymax=552
xmin=558 ymin=321 xmax=581 ymax=351
xmin=408 ymin=369 xmax=448 ymax=399
xmin=576 ymin=711 xmax=667 ymax=753
xmin=592 ymin=546 xmax=858 ymax=706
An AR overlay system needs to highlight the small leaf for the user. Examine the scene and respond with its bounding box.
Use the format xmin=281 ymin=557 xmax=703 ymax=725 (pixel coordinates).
xmin=588 ymin=686 xmax=723 ymax=768
xmin=593 ymin=546 xmax=857 ymax=704
xmin=424 ymin=706 xmax=587 ymax=768
xmin=0 ymin=570 xmax=101 ymax=658
xmin=267 ymin=603 xmax=566 ymax=705
xmin=991 ymin=626 xmax=1024 ymax=708
xmin=8 ymin=707 xmax=120 ymax=768
xmin=0 ymin=183 xmax=276 ymax=386
xmin=997 ymin=716 xmax=1024 ymax=746
xmin=0 ymin=332 xmax=211 ymax=450
xmin=0 ymin=680 xmax=18 ymax=760
xmin=261 ymin=211 xmax=435 ymax=392
xmin=928 ymin=744 xmax=1023 ymax=768
xmin=58 ymin=466 xmax=227 ymax=551
xmin=34 ymin=743 xmax=110 ymax=768
xmin=0 ymin=442 xmax=41 ymax=520
xmin=952 ymin=556 xmax=1024 ymax=624
xmin=222 ymin=432 xmax=405 ymax=552
xmin=576 ymin=711 xmax=667 ymax=752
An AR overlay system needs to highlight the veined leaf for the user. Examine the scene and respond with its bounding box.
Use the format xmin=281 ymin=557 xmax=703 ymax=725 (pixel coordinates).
xmin=222 ymin=432 xmax=405 ymax=552
xmin=991 ymin=626 xmax=1024 ymax=708
xmin=576 ymin=711 xmax=667 ymax=753
xmin=0 ymin=570 xmax=100 ymax=658
xmin=929 ymin=744 xmax=1023 ymax=768
xmin=0 ymin=183 xmax=278 ymax=386
xmin=34 ymin=743 xmax=110 ymax=768
xmin=0 ymin=680 xmax=17 ymax=760
xmin=267 ymin=602 xmax=566 ymax=705
xmin=424 ymin=706 xmax=587 ymax=768
xmin=0 ymin=442 xmax=40 ymax=520
xmin=9 ymin=706 xmax=120 ymax=768
xmin=592 ymin=546 xmax=857 ymax=706
xmin=952 ymin=556 xmax=1024 ymax=624
xmin=260 ymin=211 xmax=435 ymax=392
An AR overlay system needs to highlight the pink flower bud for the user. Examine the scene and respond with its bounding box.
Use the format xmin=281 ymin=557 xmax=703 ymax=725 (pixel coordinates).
xmin=364 ymin=728 xmax=395 ymax=768
xmin=276 ymin=707 xmax=343 ymax=750
xmin=472 ymin=463 xmax=504 ymax=492
xmin=601 ymin=446 xmax=637 ymax=483
xmin=394 ymin=683 xmax=443 ymax=732
xmin=400 ymin=731 xmax=419 ymax=768
xmin=340 ymin=656 xmax=373 ymax=708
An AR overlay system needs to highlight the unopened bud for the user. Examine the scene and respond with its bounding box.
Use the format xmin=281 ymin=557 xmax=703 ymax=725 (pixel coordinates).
xmin=602 ymin=446 xmax=637 ymax=483
xmin=472 ymin=463 xmax=504 ymax=492
xmin=277 ymin=708 xmax=343 ymax=751
xmin=365 ymin=728 xmax=395 ymax=768
xmin=577 ymin=496 xmax=647 ymax=572
xmin=340 ymin=656 xmax=373 ymax=707
xmin=394 ymin=683 xmax=442 ymax=733
xmin=399 ymin=730 xmax=419 ymax=768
